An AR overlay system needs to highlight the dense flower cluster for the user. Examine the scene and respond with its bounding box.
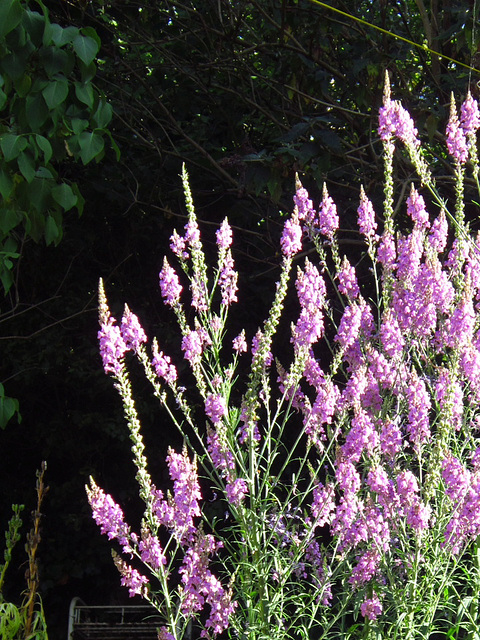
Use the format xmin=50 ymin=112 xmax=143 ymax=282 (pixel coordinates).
xmin=92 ymin=86 xmax=480 ymax=638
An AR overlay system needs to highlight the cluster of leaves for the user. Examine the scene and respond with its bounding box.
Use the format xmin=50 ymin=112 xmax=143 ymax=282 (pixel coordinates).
xmin=0 ymin=0 xmax=117 ymax=296
xmin=51 ymin=0 xmax=480 ymax=224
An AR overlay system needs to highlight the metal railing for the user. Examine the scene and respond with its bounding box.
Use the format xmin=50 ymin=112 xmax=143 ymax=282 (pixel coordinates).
xmin=68 ymin=598 xmax=163 ymax=640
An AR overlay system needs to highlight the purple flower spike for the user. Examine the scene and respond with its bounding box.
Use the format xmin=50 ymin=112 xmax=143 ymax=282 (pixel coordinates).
xmin=159 ymin=257 xmax=182 ymax=306
xmin=219 ymin=249 xmax=238 ymax=306
xmin=86 ymin=479 xmax=131 ymax=553
xmin=361 ymin=592 xmax=382 ymax=621
xmin=337 ymin=257 xmax=360 ymax=299
xmin=121 ymin=304 xmax=147 ymax=352
xmin=460 ymin=91 xmax=480 ymax=137
xmin=170 ymin=229 xmax=189 ymax=259
xmin=216 ymin=218 xmax=233 ymax=250
xmin=205 ymin=393 xmax=227 ymax=425
xmin=113 ymin=554 xmax=149 ymax=598
xmin=280 ymin=212 xmax=302 ymax=257
xmin=446 ymin=94 xmax=468 ymax=164
xmin=406 ymin=185 xmax=429 ymax=229
xmin=357 ymin=186 xmax=377 ymax=239
xmin=226 ymin=478 xmax=248 ymax=506
xmin=318 ymin=184 xmax=339 ymax=239
xmin=294 ymin=178 xmax=316 ymax=224
xmin=152 ymin=340 xmax=177 ymax=385
xmin=378 ymin=76 xmax=419 ymax=149
xmin=98 ymin=319 xmax=128 ymax=377
xmin=165 ymin=447 xmax=202 ymax=544
xmin=232 ymin=330 xmax=247 ymax=354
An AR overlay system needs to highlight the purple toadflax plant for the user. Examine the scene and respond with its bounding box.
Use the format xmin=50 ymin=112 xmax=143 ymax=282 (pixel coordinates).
xmin=89 ymin=75 xmax=480 ymax=639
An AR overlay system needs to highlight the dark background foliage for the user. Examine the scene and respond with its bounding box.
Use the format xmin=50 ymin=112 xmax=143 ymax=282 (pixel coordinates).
xmin=1 ymin=0 xmax=480 ymax=637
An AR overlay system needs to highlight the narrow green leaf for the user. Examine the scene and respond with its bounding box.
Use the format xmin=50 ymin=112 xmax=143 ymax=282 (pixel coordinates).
xmin=42 ymin=78 xmax=69 ymax=110
xmin=78 ymin=131 xmax=104 ymax=164
xmin=51 ymin=183 xmax=77 ymax=211
xmin=0 ymin=88 xmax=6 ymax=111
xmin=72 ymin=34 xmax=99 ymax=66
xmin=0 ymin=134 xmax=28 ymax=162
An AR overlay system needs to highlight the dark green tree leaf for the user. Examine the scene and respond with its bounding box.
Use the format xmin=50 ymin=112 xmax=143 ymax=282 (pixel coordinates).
xmin=35 ymin=134 xmax=53 ymax=163
xmin=17 ymin=150 xmax=35 ymax=182
xmin=78 ymin=131 xmax=104 ymax=164
xmin=72 ymin=34 xmax=99 ymax=66
xmin=25 ymin=93 xmax=49 ymax=129
xmin=0 ymin=134 xmax=28 ymax=162
xmin=44 ymin=214 xmax=61 ymax=245
xmin=42 ymin=77 xmax=69 ymax=109
xmin=51 ymin=183 xmax=77 ymax=210
xmin=0 ymin=0 xmax=23 ymax=40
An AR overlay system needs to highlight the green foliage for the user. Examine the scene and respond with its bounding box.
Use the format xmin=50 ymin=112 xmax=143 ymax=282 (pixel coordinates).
xmin=0 ymin=0 xmax=117 ymax=296
xmin=0 ymin=382 xmax=21 ymax=429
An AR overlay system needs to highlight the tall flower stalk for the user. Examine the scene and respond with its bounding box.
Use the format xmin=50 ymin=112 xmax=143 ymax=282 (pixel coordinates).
xmin=89 ymin=80 xmax=480 ymax=640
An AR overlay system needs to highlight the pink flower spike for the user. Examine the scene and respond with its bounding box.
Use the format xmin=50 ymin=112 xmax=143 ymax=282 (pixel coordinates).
xmin=232 ymin=330 xmax=248 ymax=354
xmin=460 ymin=91 xmax=480 ymax=137
xmin=337 ymin=257 xmax=360 ymax=299
xmin=226 ymin=478 xmax=248 ymax=506
xmin=361 ymin=592 xmax=383 ymax=621
xmin=170 ymin=229 xmax=189 ymax=259
xmin=280 ymin=213 xmax=302 ymax=257
xmin=216 ymin=218 xmax=233 ymax=250
xmin=151 ymin=339 xmax=177 ymax=385
xmin=205 ymin=393 xmax=227 ymax=425
xmin=121 ymin=304 xmax=147 ymax=352
xmin=406 ymin=185 xmax=429 ymax=229
xmin=294 ymin=178 xmax=315 ymax=224
xmin=357 ymin=186 xmax=377 ymax=239
xmin=446 ymin=94 xmax=468 ymax=164
xmin=98 ymin=319 xmax=128 ymax=377
xmin=120 ymin=564 xmax=148 ymax=597
xmin=318 ymin=184 xmax=339 ymax=239
xmin=159 ymin=257 xmax=182 ymax=306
